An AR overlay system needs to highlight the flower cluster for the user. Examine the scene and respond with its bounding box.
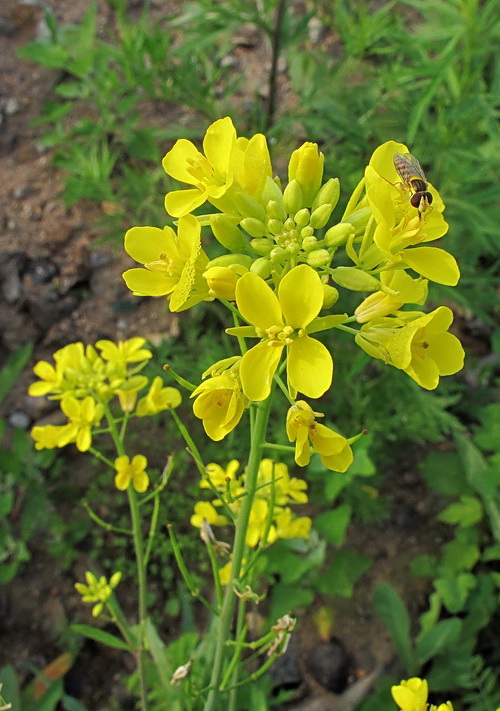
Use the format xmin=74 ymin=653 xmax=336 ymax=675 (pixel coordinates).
xmin=392 ymin=678 xmax=453 ymax=711
xmin=122 ymin=117 xmax=464 ymax=472
xmin=75 ymin=570 xmax=122 ymax=617
xmin=29 ymin=338 xmax=181 ymax=453
xmin=191 ymin=459 xmax=312 ymax=549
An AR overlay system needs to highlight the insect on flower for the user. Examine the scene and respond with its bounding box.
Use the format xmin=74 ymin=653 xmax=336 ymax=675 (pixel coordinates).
xmin=393 ymin=152 xmax=433 ymax=217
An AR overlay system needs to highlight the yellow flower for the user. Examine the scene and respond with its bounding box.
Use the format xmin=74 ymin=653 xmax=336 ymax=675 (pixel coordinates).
xmin=162 ymin=117 xmax=238 ymax=217
xmin=203 ymin=265 xmax=242 ymax=300
xmin=96 ymin=338 xmax=152 ymax=367
xmin=356 ymin=306 xmax=465 ymax=390
xmin=191 ymin=370 xmax=246 ymax=441
xmin=365 ymin=141 xmax=459 ymax=286
xmin=392 ymin=678 xmax=428 ymax=711
xmin=60 ymin=395 xmax=104 ymax=452
xmin=286 ymin=400 xmax=353 ymax=473
xmin=75 ymin=570 xmax=121 ymax=618
xmin=275 ymin=507 xmax=312 ymax=539
xmin=203 ymin=460 xmax=241 ymax=491
xmin=246 ymin=498 xmax=277 ymax=547
xmin=136 ymin=376 xmax=182 ymax=416
xmin=114 ymin=454 xmax=149 ymax=493
xmin=190 ymin=501 xmax=229 ymax=528
xmin=257 ymin=459 xmax=308 ymax=505
xmin=31 ymin=424 xmax=70 ymax=450
xmin=228 ymin=264 xmax=333 ymax=401
xmin=123 ymin=214 xmax=209 ymax=311
xmin=355 ymin=270 xmax=428 ymax=323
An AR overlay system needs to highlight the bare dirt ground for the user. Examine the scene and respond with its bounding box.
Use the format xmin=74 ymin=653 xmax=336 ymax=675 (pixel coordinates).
xmin=0 ymin=2 xmax=458 ymax=708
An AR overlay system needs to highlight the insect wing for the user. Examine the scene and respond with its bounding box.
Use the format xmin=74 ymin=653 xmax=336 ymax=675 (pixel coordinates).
xmin=393 ymin=152 xmax=428 ymax=186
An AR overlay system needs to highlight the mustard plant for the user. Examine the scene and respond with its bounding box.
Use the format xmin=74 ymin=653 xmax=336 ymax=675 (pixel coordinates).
xmin=28 ymin=118 xmax=464 ymax=710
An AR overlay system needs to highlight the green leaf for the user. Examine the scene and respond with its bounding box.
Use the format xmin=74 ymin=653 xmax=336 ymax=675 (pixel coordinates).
xmin=29 ymin=678 xmax=64 ymax=711
xmin=440 ymin=539 xmax=480 ymax=572
xmin=17 ymin=41 xmax=69 ymax=68
xmin=416 ymin=617 xmax=462 ymax=664
xmin=61 ymin=694 xmax=90 ymax=711
xmin=0 ymin=343 xmax=33 ymax=405
xmin=270 ymin=583 xmax=314 ymax=620
xmin=314 ymin=504 xmax=352 ymax=546
xmin=145 ymin=619 xmax=171 ymax=690
xmin=318 ymin=550 xmax=372 ymax=598
xmin=435 ymin=572 xmax=476 ymax=613
xmin=410 ymin=554 xmax=438 ymax=577
xmin=419 ymin=451 xmax=471 ymax=496
xmin=0 ymin=665 xmax=20 ymax=710
xmin=438 ymin=496 xmax=483 ymax=527
xmin=71 ymin=624 xmax=130 ymax=650
xmin=373 ymin=582 xmax=415 ymax=672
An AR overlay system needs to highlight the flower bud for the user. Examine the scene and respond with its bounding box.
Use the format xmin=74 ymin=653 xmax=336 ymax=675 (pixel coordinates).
xmin=261 ymin=176 xmax=284 ymax=205
xmin=250 ymin=237 xmax=273 ymax=255
xmin=283 ymin=179 xmax=304 ymax=214
xmin=241 ymin=217 xmax=267 ymax=238
xmin=288 ymin=142 xmax=324 ymax=206
xmin=300 ymin=226 xmax=315 ymax=240
xmin=322 ymin=284 xmax=340 ymax=308
xmin=302 ymin=235 xmax=318 ymax=252
xmin=211 ymin=214 xmax=248 ymax=252
xmin=294 ymin=208 xmax=310 ymax=228
xmin=233 ymin=191 xmax=267 ymax=222
xmin=306 ymin=248 xmax=331 ymax=268
xmin=206 ymin=254 xmax=252 ymax=269
xmin=203 ymin=266 xmax=241 ymax=300
xmin=267 ymin=218 xmax=283 ymax=235
xmin=311 ymin=178 xmax=340 ymax=211
xmin=250 ymin=257 xmax=272 ymax=279
xmin=342 ymin=206 xmax=371 ymax=235
xmin=266 ymin=199 xmax=287 ymax=222
xmin=285 ymin=241 xmax=300 ymax=255
xmin=324 ymin=222 xmax=355 ymax=247
xmin=270 ymin=246 xmax=286 ymax=263
xmin=331 ymin=266 xmax=381 ymax=291
xmin=310 ymin=203 xmax=333 ymax=229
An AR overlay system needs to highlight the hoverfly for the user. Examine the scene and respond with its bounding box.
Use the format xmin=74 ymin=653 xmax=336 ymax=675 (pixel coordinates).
xmin=393 ymin=152 xmax=433 ymax=217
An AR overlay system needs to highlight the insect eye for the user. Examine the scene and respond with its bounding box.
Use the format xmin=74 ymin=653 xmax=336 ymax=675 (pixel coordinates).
xmin=410 ymin=194 xmax=422 ymax=208
xmin=425 ymin=192 xmax=433 ymax=205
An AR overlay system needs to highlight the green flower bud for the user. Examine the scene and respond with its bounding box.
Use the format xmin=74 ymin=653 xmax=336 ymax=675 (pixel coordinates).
xmin=266 ymin=199 xmax=287 ymax=222
xmin=294 ymin=208 xmax=310 ymax=228
xmin=283 ymin=179 xmax=304 ymax=214
xmin=322 ymin=284 xmax=340 ymax=309
xmin=207 ymin=254 xmax=253 ymax=269
xmin=310 ymin=203 xmax=333 ymax=229
xmin=250 ymin=257 xmax=273 ymax=279
xmin=331 ymin=266 xmax=381 ymax=291
xmin=233 ymin=192 xmax=267 ymax=222
xmin=306 ymin=248 xmax=331 ymax=268
xmin=324 ymin=222 xmax=355 ymax=247
xmin=342 ymin=206 xmax=371 ymax=235
xmin=267 ymin=218 xmax=283 ymax=236
xmin=302 ymin=235 xmax=318 ymax=252
xmin=283 ymin=217 xmax=296 ymax=231
xmin=250 ymin=237 xmax=274 ymax=255
xmin=260 ymin=176 xmax=283 ymax=205
xmin=270 ymin=246 xmax=286 ymax=263
xmin=211 ymin=214 xmax=248 ymax=252
xmin=312 ymin=178 xmax=340 ymax=211
xmin=241 ymin=217 xmax=267 ymax=238
xmin=300 ymin=226 xmax=315 ymax=239
xmin=285 ymin=241 xmax=300 ymax=255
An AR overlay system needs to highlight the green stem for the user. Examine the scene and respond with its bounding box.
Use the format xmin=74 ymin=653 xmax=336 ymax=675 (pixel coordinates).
xmin=203 ymin=394 xmax=273 ymax=711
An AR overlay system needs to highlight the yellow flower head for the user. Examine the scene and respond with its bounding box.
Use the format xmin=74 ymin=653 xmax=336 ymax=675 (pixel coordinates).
xmin=190 ymin=501 xmax=229 ymax=528
xmin=357 ymin=307 xmax=464 ymax=389
xmin=392 ymin=678 xmax=429 ymax=711
xmin=163 ymin=117 xmax=238 ymax=217
xmin=75 ymin=570 xmax=121 ymax=618
xmin=275 ymin=507 xmax=312 ymax=539
xmin=355 ymin=270 xmax=428 ymax=323
xmin=364 ymin=141 xmax=459 ymax=286
xmin=31 ymin=423 xmax=69 ymax=450
xmin=228 ymin=264 xmax=333 ymax=401
xmin=136 ymin=376 xmax=182 ymax=416
xmin=286 ymin=400 xmax=353 ymax=473
xmin=60 ymin=395 xmax=104 ymax=452
xmin=114 ymin=454 xmax=149 ymax=493
xmin=257 ymin=459 xmax=308 ymax=505
xmin=123 ymin=214 xmax=209 ymax=311
xmin=191 ymin=369 xmax=246 ymax=441
xmin=203 ymin=459 xmax=241 ymax=492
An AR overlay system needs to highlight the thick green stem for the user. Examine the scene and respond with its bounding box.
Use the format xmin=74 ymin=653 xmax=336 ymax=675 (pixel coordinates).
xmin=203 ymin=395 xmax=273 ymax=711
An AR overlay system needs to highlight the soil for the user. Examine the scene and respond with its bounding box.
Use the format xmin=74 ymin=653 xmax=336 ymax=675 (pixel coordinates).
xmin=0 ymin=2 xmax=468 ymax=710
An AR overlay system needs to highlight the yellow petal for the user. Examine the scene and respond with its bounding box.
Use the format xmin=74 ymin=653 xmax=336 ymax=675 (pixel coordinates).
xmin=279 ymin=265 xmax=323 ymax=328
xmin=162 ymin=139 xmax=201 ymax=183
xmin=203 ymin=117 xmax=236 ymax=175
xmin=287 ymin=336 xmax=333 ymax=398
xmin=368 ymin=140 xmax=408 ymax=183
xmin=236 ymin=273 xmax=283 ymax=330
xmin=240 ymin=342 xmax=282 ymax=401
xmin=427 ymin=332 xmax=465 ymax=375
xmin=123 ymin=268 xmax=176 ymax=296
xmin=165 ymin=188 xmax=206 ymax=218
xmin=124 ymin=226 xmax=175 ymax=263
xmin=402 ymin=247 xmax=460 ymax=285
